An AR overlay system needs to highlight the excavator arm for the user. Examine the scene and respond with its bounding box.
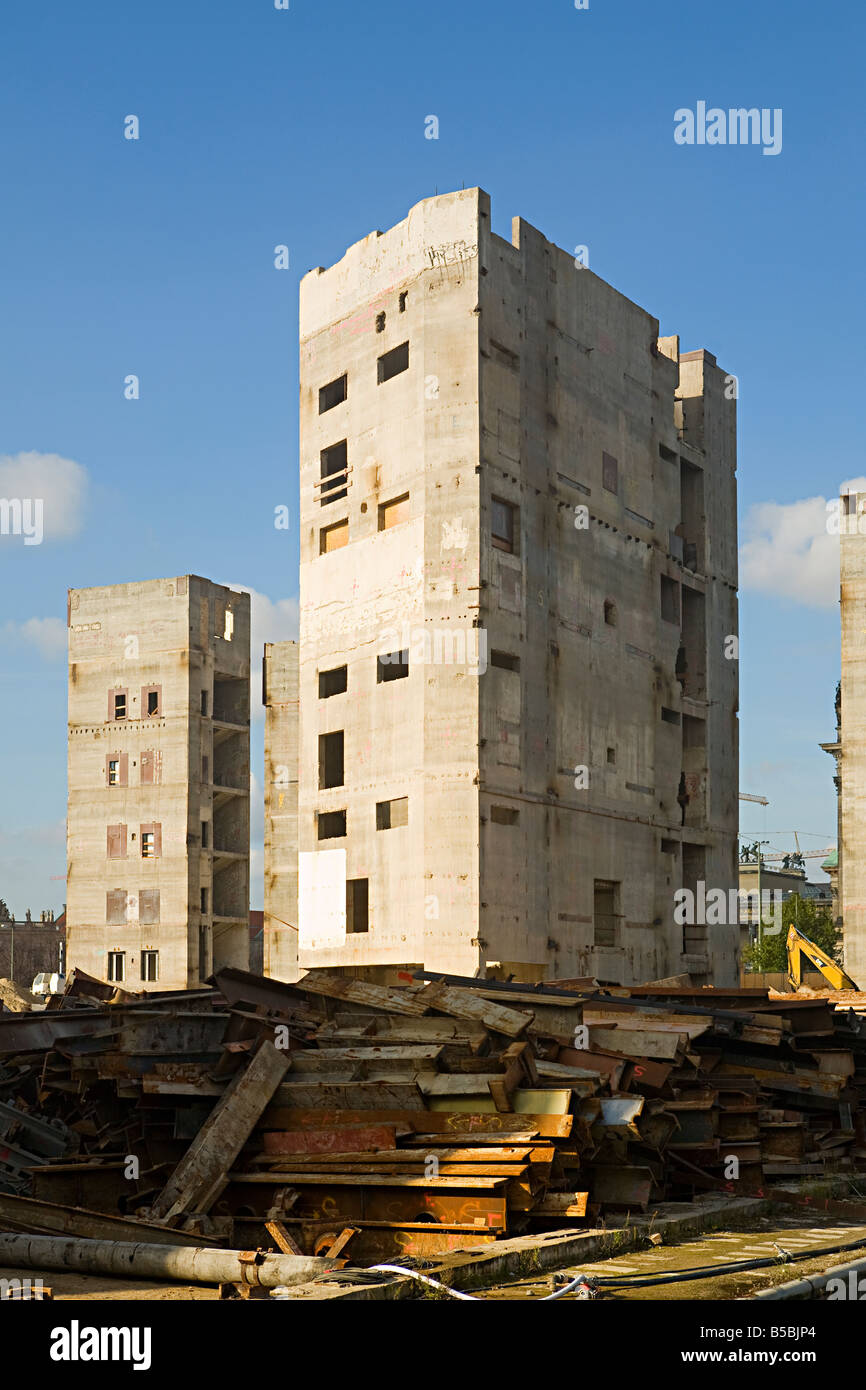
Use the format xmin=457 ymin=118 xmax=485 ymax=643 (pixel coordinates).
xmin=786 ymin=924 xmax=859 ymax=992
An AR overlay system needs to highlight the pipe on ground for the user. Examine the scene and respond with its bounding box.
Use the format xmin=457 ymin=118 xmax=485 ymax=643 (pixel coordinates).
xmin=0 ymin=1232 xmax=334 ymax=1288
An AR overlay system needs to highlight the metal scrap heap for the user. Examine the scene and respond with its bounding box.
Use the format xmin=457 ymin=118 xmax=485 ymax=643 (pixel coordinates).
xmin=0 ymin=968 xmax=864 ymax=1264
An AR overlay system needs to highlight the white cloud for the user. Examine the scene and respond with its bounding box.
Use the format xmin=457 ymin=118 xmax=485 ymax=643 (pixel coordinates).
xmin=4 ymin=616 xmax=66 ymax=659
xmin=739 ymin=478 xmax=866 ymax=609
xmin=0 ymin=451 xmax=88 ymax=540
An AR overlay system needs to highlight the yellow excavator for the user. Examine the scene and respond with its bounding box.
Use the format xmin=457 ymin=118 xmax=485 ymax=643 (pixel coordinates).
xmin=786 ymin=923 xmax=860 ymax=992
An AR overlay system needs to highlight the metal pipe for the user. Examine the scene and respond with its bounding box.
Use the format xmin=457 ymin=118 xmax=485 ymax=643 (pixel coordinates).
xmin=0 ymin=1233 xmax=334 ymax=1288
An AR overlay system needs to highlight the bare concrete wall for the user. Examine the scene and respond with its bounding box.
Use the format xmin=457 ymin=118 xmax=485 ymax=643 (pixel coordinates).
xmin=263 ymin=641 xmax=299 ymax=980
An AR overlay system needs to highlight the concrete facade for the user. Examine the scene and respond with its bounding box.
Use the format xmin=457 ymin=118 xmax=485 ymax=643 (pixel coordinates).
xmin=838 ymin=496 xmax=866 ymax=982
xmin=288 ymin=188 xmax=738 ymax=986
xmin=67 ymin=576 xmax=250 ymax=990
xmin=263 ymin=641 xmax=299 ymax=980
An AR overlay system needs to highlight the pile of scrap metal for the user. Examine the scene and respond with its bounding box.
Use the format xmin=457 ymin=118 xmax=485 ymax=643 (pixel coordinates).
xmin=0 ymin=966 xmax=865 ymax=1267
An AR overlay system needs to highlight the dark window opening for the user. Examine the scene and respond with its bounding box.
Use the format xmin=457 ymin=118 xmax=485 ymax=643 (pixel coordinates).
xmin=201 ymin=887 xmax=209 ymax=913
xmin=593 ymin=879 xmax=620 ymax=948
xmin=318 ymin=810 xmax=347 ymax=840
xmin=661 ymin=575 xmax=680 ymax=624
xmin=201 ymin=690 xmax=209 ymax=716
xmin=377 ymin=649 xmax=409 ymax=682
xmin=602 ymin=451 xmax=618 ymax=495
xmin=319 ymin=665 xmax=348 ymax=698
xmin=143 ymin=685 xmax=161 ymax=718
xmin=398 ymin=291 xmax=408 ymax=313
xmin=606 ymin=747 xmax=616 ymax=765
xmin=107 ymin=951 xmax=125 ymax=983
xmin=490 ymin=650 xmax=520 ymax=672
xmin=376 ymin=796 xmax=408 ymax=830
xmin=377 ymin=341 xmax=409 ymax=383
xmin=201 ymin=820 xmax=209 ymax=849
xmin=489 ymin=805 xmax=518 ymax=825
xmin=346 ymin=878 xmax=369 ymax=933
xmin=320 ymin=440 xmax=348 ymax=505
xmin=491 ymin=497 xmax=517 ymax=553
xmin=319 ymin=730 xmax=345 ymax=789
xmin=112 ymin=692 xmax=127 ymax=720
xmin=661 ymin=838 xmax=678 ymax=855
xmin=375 ymin=312 xmax=386 ymax=333
xmin=604 ymin=599 xmax=617 ymax=627
xmin=661 ymin=707 xmax=681 ymax=725
xmin=141 ymin=950 xmax=159 ymax=982
xmin=319 ymin=374 xmax=347 ymax=413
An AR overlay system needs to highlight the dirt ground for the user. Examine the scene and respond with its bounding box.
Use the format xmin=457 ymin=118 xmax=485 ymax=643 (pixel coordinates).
xmin=0 ymin=1265 xmax=217 ymax=1300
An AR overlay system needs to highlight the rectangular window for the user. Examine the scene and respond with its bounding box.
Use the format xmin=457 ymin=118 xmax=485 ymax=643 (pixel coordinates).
xmin=320 ymin=440 xmax=348 ymax=505
xmin=202 ymin=754 xmax=209 ymax=782
xmin=140 ymin=823 xmax=161 ymax=858
xmin=320 ymin=518 xmax=349 ymax=553
xmin=139 ymin=889 xmax=160 ymax=925
xmin=661 ymin=838 xmax=678 ymax=855
xmin=201 ymin=690 xmax=209 ymax=716
xmin=110 ymin=690 xmax=128 ymax=721
xmin=346 ymin=878 xmax=369 ymax=933
xmin=317 ymin=809 xmax=347 ymax=840
xmin=490 ymin=650 xmax=520 ymax=672
xmin=661 ymin=575 xmax=680 ymax=624
xmin=106 ymin=753 xmax=128 ymax=786
xmin=661 ymin=707 xmax=681 ymax=725
xmin=602 ymin=451 xmax=619 ymax=495
xmin=378 ymin=493 xmax=410 ymax=531
xmin=201 ymin=820 xmax=209 ymax=849
xmin=606 ymin=747 xmax=616 ymax=765
xmin=319 ymin=731 xmax=345 ymax=789
xmin=377 ymin=341 xmax=409 ymax=383
xmin=140 ymin=750 xmax=161 ymax=786
xmin=106 ymin=824 xmax=127 ymax=859
xmin=377 ymin=649 xmax=409 ymax=682
xmin=142 ymin=685 xmax=161 ymax=718
xmin=106 ymin=890 xmax=127 ymax=925
xmin=491 ymin=497 xmax=517 ymax=553
xmin=200 ymin=887 xmax=209 ymax=914
xmin=319 ymin=665 xmax=347 ymax=698
xmin=489 ymin=805 xmax=518 ymax=825
xmin=140 ymin=950 xmax=159 ymax=983
xmin=107 ymin=951 xmax=125 ymax=983
xmin=593 ymin=879 xmax=620 ymax=948
xmin=319 ymin=374 xmax=347 ymax=413
xmin=376 ymin=796 xmax=408 ymax=830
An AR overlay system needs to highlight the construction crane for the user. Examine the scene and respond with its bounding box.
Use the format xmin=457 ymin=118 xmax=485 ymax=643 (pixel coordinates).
xmin=786 ymin=924 xmax=859 ymax=992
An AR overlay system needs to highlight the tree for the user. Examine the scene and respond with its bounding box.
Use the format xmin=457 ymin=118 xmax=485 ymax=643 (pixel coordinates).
xmin=742 ymin=893 xmax=839 ymax=974
xmin=0 ymin=900 xmax=11 ymax=923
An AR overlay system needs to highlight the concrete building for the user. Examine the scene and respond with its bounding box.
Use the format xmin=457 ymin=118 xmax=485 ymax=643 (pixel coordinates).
xmin=263 ymin=641 xmax=299 ymax=980
xmin=837 ymin=493 xmax=866 ymax=982
xmin=67 ymin=576 xmax=250 ymax=990
xmin=280 ymin=188 xmax=738 ymax=986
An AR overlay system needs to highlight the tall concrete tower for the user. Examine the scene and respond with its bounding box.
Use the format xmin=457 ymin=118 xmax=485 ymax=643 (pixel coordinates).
xmin=279 ymin=188 xmax=738 ymax=986
xmin=67 ymin=576 xmax=250 ymax=990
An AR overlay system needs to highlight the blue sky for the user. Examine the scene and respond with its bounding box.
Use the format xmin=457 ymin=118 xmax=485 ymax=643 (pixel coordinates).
xmin=1 ymin=0 xmax=861 ymax=914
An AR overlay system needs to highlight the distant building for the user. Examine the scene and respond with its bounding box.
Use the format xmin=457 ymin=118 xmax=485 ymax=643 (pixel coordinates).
xmin=0 ymin=913 xmax=65 ymax=988
xmin=66 ymin=576 xmax=251 ymax=991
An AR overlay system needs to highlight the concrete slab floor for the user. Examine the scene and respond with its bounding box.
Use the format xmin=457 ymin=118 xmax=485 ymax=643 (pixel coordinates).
xmin=474 ymin=1212 xmax=866 ymax=1300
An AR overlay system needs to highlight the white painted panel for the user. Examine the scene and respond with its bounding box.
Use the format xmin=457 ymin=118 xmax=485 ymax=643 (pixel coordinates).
xmin=299 ymin=848 xmax=346 ymax=950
